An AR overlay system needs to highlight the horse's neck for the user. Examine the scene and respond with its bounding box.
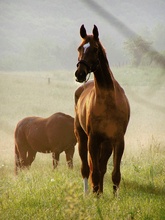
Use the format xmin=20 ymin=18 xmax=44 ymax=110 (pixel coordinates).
xmin=93 ymin=48 xmax=115 ymax=95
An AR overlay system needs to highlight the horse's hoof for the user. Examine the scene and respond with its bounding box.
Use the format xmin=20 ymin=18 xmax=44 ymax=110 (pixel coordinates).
xmin=113 ymin=185 xmax=119 ymax=197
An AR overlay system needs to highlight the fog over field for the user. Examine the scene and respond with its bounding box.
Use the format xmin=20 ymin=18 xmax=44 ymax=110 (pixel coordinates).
xmin=0 ymin=0 xmax=165 ymax=70
xmin=0 ymin=0 xmax=165 ymax=161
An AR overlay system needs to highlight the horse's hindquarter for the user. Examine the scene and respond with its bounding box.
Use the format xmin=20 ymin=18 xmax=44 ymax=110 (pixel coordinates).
xmin=15 ymin=117 xmax=47 ymax=153
xmin=46 ymin=113 xmax=76 ymax=152
xmin=115 ymin=83 xmax=130 ymax=133
xmin=25 ymin=118 xmax=51 ymax=153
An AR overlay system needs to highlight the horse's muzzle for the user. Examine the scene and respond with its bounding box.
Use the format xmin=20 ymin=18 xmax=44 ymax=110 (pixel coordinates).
xmin=75 ymin=70 xmax=87 ymax=83
xmin=75 ymin=60 xmax=91 ymax=83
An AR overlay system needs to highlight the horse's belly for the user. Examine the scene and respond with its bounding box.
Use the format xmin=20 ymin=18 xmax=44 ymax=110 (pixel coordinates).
xmin=105 ymin=123 xmax=119 ymax=138
xmin=37 ymin=147 xmax=52 ymax=153
xmin=90 ymin=116 xmax=123 ymax=139
xmin=30 ymin=143 xmax=52 ymax=153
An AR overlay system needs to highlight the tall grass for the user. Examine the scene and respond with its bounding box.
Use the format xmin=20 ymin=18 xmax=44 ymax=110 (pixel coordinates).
xmin=1 ymin=145 xmax=165 ymax=220
xmin=0 ymin=68 xmax=165 ymax=219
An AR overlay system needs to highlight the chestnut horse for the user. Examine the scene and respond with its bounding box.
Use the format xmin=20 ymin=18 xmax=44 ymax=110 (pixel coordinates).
xmin=15 ymin=112 xmax=77 ymax=174
xmin=74 ymin=25 xmax=130 ymax=195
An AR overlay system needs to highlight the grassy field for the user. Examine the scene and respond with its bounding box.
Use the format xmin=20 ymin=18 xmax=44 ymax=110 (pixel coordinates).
xmin=0 ymin=67 xmax=165 ymax=219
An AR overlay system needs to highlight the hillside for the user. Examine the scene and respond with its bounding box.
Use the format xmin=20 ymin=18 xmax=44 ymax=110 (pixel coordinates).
xmin=0 ymin=0 xmax=165 ymax=71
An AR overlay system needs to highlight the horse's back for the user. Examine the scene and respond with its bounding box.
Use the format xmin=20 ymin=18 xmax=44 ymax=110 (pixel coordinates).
xmin=47 ymin=112 xmax=74 ymax=133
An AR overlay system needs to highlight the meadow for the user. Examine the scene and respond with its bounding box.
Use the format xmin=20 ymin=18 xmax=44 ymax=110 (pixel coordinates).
xmin=0 ymin=67 xmax=165 ymax=219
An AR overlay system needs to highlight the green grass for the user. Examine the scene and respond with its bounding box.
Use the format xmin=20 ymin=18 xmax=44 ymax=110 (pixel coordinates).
xmin=0 ymin=68 xmax=165 ymax=219
xmin=1 ymin=146 xmax=165 ymax=220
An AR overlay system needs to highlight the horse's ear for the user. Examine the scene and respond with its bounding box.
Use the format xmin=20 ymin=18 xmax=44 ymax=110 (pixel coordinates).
xmin=93 ymin=25 xmax=99 ymax=40
xmin=80 ymin=24 xmax=87 ymax=39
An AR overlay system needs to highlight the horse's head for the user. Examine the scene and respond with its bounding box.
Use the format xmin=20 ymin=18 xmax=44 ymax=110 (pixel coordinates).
xmin=75 ymin=25 xmax=100 ymax=83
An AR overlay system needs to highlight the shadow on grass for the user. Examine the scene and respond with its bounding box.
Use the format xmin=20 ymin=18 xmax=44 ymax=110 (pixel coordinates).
xmin=122 ymin=178 xmax=165 ymax=196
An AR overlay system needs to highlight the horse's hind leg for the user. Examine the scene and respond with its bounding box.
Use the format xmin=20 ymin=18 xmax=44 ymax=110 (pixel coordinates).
xmin=26 ymin=148 xmax=37 ymax=168
xmin=15 ymin=144 xmax=21 ymax=175
xmin=65 ymin=146 xmax=75 ymax=169
xmin=112 ymin=138 xmax=124 ymax=196
xmin=15 ymin=144 xmax=27 ymax=173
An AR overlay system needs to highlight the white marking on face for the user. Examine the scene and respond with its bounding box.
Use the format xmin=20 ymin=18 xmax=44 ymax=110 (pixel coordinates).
xmin=83 ymin=42 xmax=90 ymax=53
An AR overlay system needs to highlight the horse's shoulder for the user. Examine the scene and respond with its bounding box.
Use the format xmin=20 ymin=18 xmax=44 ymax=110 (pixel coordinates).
xmin=75 ymin=80 xmax=94 ymax=103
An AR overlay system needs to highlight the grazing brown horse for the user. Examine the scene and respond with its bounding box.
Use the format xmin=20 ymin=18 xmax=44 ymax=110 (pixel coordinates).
xmin=15 ymin=112 xmax=77 ymax=174
xmin=74 ymin=25 xmax=130 ymax=195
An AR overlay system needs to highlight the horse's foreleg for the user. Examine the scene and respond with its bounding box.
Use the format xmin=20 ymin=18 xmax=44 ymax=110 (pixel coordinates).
xmin=99 ymin=141 xmax=113 ymax=193
xmin=15 ymin=145 xmax=21 ymax=175
xmin=88 ymin=136 xmax=101 ymax=194
xmin=52 ymin=152 xmax=59 ymax=169
xmin=66 ymin=159 xmax=73 ymax=169
xmin=76 ymin=129 xmax=89 ymax=194
xmin=112 ymin=138 xmax=124 ymax=196
xmin=79 ymin=137 xmax=89 ymax=194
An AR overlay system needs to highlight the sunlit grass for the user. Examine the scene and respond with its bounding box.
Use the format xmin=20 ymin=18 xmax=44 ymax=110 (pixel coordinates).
xmin=1 ymin=144 xmax=165 ymax=219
